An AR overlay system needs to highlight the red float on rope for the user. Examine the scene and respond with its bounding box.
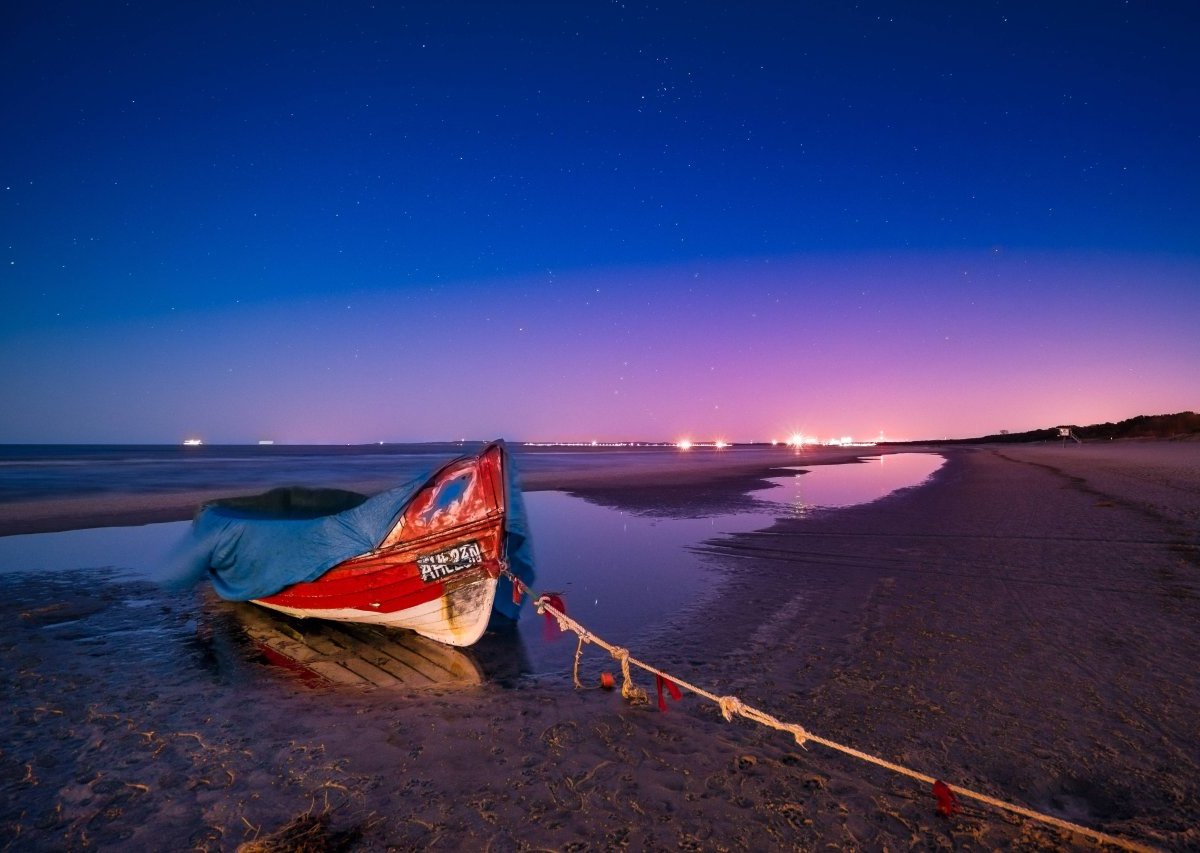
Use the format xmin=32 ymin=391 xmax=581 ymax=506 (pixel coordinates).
xmin=541 ymin=593 xmax=566 ymax=641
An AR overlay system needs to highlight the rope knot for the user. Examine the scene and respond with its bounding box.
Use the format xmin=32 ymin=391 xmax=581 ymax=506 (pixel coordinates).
xmin=787 ymin=724 xmax=810 ymax=748
xmin=609 ymin=647 xmax=648 ymax=705
xmin=718 ymin=695 xmax=744 ymax=722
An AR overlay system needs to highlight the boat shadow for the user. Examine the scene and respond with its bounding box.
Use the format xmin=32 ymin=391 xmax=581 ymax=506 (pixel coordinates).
xmin=221 ymin=602 xmax=531 ymax=690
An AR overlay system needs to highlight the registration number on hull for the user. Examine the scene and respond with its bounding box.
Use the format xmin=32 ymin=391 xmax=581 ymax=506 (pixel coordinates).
xmin=417 ymin=540 xmax=484 ymax=583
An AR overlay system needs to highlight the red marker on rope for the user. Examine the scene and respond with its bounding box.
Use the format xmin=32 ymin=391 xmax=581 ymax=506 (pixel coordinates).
xmin=932 ymin=780 xmax=960 ymax=817
xmin=655 ymin=674 xmax=682 ymax=711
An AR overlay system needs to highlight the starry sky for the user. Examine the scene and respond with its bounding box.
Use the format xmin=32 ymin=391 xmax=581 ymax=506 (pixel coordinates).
xmin=2 ymin=1 xmax=1197 ymax=444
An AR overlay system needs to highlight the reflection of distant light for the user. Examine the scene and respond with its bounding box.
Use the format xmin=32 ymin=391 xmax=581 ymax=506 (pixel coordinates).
xmin=677 ymin=439 xmax=693 ymax=450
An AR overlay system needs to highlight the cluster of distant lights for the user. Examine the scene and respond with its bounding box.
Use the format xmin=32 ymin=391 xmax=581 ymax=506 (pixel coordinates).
xmin=522 ymin=441 xmax=678 ymax=448
xmin=673 ymin=439 xmax=728 ymax=450
xmin=771 ymin=433 xmax=879 ymax=448
xmin=675 ymin=434 xmax=877 ymax=450
xmin=524 ymin=434 xmax=878 ymax=450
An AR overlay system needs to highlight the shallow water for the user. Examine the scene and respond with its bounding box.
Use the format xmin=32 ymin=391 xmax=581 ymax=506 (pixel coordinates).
xmin=0 ymin=453 xmax=943 ymax=681
xmin=520 ymin=492 xmax=779 ymax=669
xmin=0 ymin=521 xmax=188 ymax=576
xmin=757 ymin=453 xmax=946 ymax=517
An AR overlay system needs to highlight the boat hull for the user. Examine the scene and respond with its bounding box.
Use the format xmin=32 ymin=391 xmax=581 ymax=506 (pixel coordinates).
xmin=252 ymin=442 xmax=512 ymax=647
xmin=254 ymin=568 xmax=499 ymax=647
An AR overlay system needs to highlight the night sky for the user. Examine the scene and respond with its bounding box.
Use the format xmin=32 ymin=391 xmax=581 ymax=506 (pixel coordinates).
xmin=2 ymin=2 xmax=1197 ymax=444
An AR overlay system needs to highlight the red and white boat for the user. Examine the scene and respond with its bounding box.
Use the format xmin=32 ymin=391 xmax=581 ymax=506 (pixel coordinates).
xmin=192 ymin=441 xmax=532 ymax=648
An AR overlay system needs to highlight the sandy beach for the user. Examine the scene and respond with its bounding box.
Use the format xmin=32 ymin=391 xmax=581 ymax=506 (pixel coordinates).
xmin=2 ymin=441 xmax=1198 ymax=850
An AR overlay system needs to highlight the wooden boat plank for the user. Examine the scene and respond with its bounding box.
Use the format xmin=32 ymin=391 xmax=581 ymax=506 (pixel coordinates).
xmin=322 ymin=627 xmax=443 ymax=685
xmin=341 ymin=623 xmax=483 ymax=683
xmin=237 ymin=607 xmax=331 ymax=664
xmin=304 ymin=660 xmax=369 ymax=686
xmin=346 ymin=629 xmax=470 ymax=682
xmin=249 ymin=632 xmax=325 ymax=664
xmin=337 ymin=655 xmax=404 ymax=687
xmin=250 ymin=622 xmax=439 ymax=686
xmin=293 ymin=628 xmax=357 ymax=660
xmin=226 ymin=600 xmax=479 ymax=687
xmin=336 ymin=623 xmax=482 ymax=684
xmin=318 ymin=623 xmax=449 ymax=684
xmin=354 ymin=652 xmax=439 ymax=686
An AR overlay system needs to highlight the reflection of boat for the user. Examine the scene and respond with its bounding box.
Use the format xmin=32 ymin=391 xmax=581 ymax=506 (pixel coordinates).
xmin=186 ymin=441 xmax=534 ymax=647
xmin=231 ymin=603 xmax=483 ymax=688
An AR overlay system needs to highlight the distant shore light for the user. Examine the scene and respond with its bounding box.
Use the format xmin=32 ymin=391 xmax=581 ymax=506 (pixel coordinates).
xmin=677 ymin=439 xmax=693 ymax=450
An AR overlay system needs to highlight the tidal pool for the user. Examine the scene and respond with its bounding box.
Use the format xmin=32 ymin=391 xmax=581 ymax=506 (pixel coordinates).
xmin=755 ymin=452 xmax=946 ymax=517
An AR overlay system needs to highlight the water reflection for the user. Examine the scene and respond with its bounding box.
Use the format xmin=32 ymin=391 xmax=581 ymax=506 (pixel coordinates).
xmin=517 ymin=491 xmax=779 ymax=672
xmin=755 ymin=453 xmax=944 ymax=519
xmin=0 ymin=521 xmax=189 ymax=578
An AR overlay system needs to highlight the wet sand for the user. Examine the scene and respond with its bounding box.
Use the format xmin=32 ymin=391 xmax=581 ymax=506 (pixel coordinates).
xmin=2 ymin=441 xmax=1198 ymax=850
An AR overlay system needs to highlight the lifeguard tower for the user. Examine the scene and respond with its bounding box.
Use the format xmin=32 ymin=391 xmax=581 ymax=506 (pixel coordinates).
xmin=1057 ymin=426 xmax=1081 ymax=446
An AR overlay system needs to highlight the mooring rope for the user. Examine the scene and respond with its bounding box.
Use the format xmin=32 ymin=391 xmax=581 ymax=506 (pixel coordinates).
xmin=508 ymin=571 xmax=1156 ymax=852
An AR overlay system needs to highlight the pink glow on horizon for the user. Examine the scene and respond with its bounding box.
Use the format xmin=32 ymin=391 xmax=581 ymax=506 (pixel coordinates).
xmin=1 ymin=251 xmax=1196 ymax=444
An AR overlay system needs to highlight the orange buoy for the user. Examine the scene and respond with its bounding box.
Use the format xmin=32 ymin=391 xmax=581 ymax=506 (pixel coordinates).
xmin=599 ymin=672 xmax=615 ymax=690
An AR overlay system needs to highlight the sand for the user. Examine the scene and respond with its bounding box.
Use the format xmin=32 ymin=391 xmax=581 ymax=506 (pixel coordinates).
xmin=1 ymin=441 xmax=1198 ymax=850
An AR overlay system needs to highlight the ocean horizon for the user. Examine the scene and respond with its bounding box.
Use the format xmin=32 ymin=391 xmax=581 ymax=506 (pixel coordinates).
xmin=0 ymin=441 xmax=804 ymax=505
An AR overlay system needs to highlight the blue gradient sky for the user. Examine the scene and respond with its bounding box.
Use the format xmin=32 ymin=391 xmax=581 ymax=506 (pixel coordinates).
xmin=3 ymin=2 xmax=1197 ymax=443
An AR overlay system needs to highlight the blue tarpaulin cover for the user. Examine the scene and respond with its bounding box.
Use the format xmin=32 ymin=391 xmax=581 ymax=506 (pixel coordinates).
xmin=172 ymin=442 xmax=534 ymax=621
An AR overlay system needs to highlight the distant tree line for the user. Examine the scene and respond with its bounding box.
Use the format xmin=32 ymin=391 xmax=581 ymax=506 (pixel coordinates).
xmin=898 ymin=411 xmax=1200 ymax=445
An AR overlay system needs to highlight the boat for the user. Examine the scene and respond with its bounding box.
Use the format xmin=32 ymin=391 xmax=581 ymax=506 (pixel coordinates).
xmin=181 ymin=441 xmax=534 ymax=647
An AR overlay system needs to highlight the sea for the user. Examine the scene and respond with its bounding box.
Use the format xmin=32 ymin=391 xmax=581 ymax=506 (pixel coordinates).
xmin=0 ymin=441 xmax=758 ymax=503
xmin=0 ymin=442 xmax=515 ymax=503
